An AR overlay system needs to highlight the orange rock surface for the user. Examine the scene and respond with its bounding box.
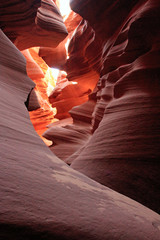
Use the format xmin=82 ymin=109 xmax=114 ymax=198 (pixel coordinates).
xmin=21 ymin=48 xmax=57 ymax=142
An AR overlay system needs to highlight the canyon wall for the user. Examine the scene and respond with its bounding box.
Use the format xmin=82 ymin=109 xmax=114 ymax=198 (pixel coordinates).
xmin=0 ymin=0 xmax=160 ymax=238
xmin=67 ymin=0 xmax=160 ymax=213
xmin=1 ymin=28 xmax=160 ymax=240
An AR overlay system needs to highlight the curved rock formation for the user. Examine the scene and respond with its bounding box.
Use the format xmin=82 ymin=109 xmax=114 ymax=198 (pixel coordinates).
xmin=65 ymin=18 xmax=102 ymax=82
xmin=70 ymin=0 xmax=160 ymax=213
xmin=38 ymin=11 xmax=82 ymax=69
xmin=1 ymin=29 xmax=160 ymax=240
xmin=21 ymin=48 xmax=57 ymax=142
xmin=48 ymin=71 xmax=93 ymax=119
xmin=39 ymin=41 xmax=67 ymax=69
xmin=43 ymin=99 xmax=96 ymax=163
xmin=47 ymin=18 xmax=102 ymax=119
xmin=0 ymin=0 xmax=68 ymax=50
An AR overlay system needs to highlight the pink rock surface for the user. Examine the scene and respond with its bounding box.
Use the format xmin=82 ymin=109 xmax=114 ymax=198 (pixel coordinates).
xmin=69 ymin=0 xmax=160 ymax=213
xmin=38 ymin=11 xmax=82 ymax=69
xmin=43 ymin=96 xmax=96 ymax=164
xmin=1 ymin=29 xmax=160 ymax=240
xmin=65 ymin=19 xmax=102 ymax=82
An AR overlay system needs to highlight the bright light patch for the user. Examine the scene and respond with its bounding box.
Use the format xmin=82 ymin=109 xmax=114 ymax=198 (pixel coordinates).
xmin=51 ymin=68 xmax=60 ymax=80
xmin=47 ymin=82 xmax=54 ymax=96
xmin=71 ymin=81 xmax=78 ymax=85
xmin=58 ymin=0 xmax=71 ymax=19
xmin=65 ymin=38 xmax=70 ymax=59
xmin=46 ymin=68 xmax=60 ymax=96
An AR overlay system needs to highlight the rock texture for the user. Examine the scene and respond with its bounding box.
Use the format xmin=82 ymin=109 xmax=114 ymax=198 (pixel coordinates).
xmin=22 ymin=48 xmax=56 ymax=140
xmin=69 ymin=0 xmax=160 ymax=213
xmin=1 ymin=29 xmax=160 ymax=240
xmin=47 ymin=18 xmax=102 ymax=119
xmin=65 ymin=18 xmax=102 ymax=83
xmin=39 ymin=41 xmax=67 ymax=69
xmin=43 ymin=98 xmax=96 ymax=163
xmin=48 ymin=71 xmax=92 ymax=119
xmin=38 ymin=11 xmax=82 ymax=69
xmin=0 ymin=0 xmax=68 ymax=50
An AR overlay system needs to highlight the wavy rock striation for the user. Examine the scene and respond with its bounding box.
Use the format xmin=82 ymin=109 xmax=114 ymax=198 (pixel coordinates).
xmin=1 ymin=29 xmax=160 ymax=240
xmin=69 ymin=0 xmax=160 ymax=213
xmin=0 ymin=0 xmax=68 ymax=50
xmin=47 ymin=18 xmax=102 ymax=120
xmin=22 ymin=48 xmax=56 ymax=139
xmin=43 ymin=98 xmax=96 ymax=163
xmin=38 ymin=11 xmax=82 ymax=69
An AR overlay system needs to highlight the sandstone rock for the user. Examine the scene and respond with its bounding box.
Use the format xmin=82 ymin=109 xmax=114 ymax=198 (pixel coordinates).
xmin=25 ymin=88 xmax=41 ymax=111
xmin=38 ymin=11 xmax=82 ymax=69
xmin=48 ymin=68 xmax=93 ymax=119
xmin=65 ymin=19 xmax=102 ymax=82
xmin=64 ymin=11 xmax=82 ymax=33
xmin=43 ymin=98 xmax=96 ymax=163
xmin=43 ymin=119 xmax=91 ymax=162
xmin=0 ymin=0 xmax=68 ymax=50
xmin=1 ymin=29 xmax=160 ymax=240
xmin=39 ymin=40 xmax=67 ymax=69
xmin=70 ymin=0 xmax=160 ymax=213
xmin=21 ymin=48 xmax=56 ymax=139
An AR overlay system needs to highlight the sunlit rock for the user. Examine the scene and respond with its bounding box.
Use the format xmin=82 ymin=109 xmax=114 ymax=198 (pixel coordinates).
xmin=21 ymin=48 xmax=57 ymax=140
xmin=47 ymin=18 xmax=101 ymax=119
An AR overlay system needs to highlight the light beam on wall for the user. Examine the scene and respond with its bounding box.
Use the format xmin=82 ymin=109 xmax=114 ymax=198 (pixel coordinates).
xmin=58 ymin=0 xmax=71 ymax=20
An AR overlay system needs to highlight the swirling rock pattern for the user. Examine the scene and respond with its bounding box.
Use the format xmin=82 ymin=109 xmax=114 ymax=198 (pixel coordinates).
xmin=70 ymin=0 xmax=160 ymax=213
xmin=38 ymin=11 xmax=82 ymax=69
xmin=0 ymin=0 xmax=68 ymax=50
xmin=1 ymin=29 xmax=160 ymax=240
xmin=48 ymin=72 xmax=93 ymax=119
xmin=65 ymin=19 xmax=102 ymax=82
xmin=43 ymin=99 xmax=96 ymax=163
xmin=47 ymin=19 xmax=101 ymax=119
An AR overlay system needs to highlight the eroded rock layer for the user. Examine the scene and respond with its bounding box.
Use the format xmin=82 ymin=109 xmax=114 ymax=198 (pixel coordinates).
xmin=21 ymin=48 xmax=56 ymax=140
xmin=47 ymin=18 xmax=101 ymax=119
xmin=0 ymin=0 xmax=68 ymax=50
xmin=68 ymin=0 xmax=160 ymax=213
xmin=43 ymin=98 xmax=96 ymax=163
xmin=1 ymin=29 xmax=160 ymax=240
xmin=38 ymin=10 xmax=82 ymax=69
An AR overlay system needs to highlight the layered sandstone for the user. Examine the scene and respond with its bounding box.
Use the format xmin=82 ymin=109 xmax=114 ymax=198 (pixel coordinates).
xmin=0 ymin=0 xmax=68 ymax=140
xmin=47 ymin=18 xmax=102 ymax=119
xmin=69 ymin=0 xmax=160 ymax=213
xmin=1 ymin=29 xmax=160 ymax=240
xmin=21 ymin=48 xmax=56 ymax=140
xmin=38 ymin=11 xmax=82 ymax=69
xmin=0 ymin=0 xmax=68 ymax=50
xmin=43 ymin=98 xmax=96 ymax=163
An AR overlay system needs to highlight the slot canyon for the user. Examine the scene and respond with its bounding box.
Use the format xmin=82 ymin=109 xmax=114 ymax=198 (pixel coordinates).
xmin=0 ymin=0 xmax=160 ymax=239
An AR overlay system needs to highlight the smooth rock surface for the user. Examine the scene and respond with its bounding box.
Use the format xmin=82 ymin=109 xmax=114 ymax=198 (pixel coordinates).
xmin=1 ymin=29 xmax=160 ymax=240
xmin=69 ymin=0 xmax=160 ymax=213
xmin=0 ymin=0 xmax=68 ymax=50
xmin=22 ymin=48 xmax=56 ymax=140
